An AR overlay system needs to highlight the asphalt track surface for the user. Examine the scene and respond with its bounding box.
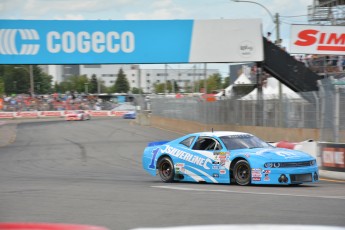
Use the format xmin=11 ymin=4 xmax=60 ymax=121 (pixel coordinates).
xmin=0 ymin=118 xmax=344 ymax=230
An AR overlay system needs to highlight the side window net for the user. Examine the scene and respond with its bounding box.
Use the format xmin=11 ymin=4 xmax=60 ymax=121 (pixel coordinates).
xmin=192 ymin=138 xmax=220 ymax=151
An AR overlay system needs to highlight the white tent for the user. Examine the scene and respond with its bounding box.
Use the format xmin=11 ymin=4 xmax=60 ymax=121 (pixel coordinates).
xmin=215 ymin=72 xmax=252 ymax=98
xmin=240 ymin=77 xmax=302 ymax=100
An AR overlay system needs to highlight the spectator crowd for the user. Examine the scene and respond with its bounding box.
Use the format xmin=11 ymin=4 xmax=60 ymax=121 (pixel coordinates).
xmin=0 ymin=93 xmax=118 ymax=112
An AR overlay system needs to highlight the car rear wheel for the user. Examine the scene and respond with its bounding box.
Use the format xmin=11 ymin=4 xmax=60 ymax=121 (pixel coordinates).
xmin=234 ymin=160 xmax=251 ymax=186
xmin=158 ymin=157 xmax=175 ymax=183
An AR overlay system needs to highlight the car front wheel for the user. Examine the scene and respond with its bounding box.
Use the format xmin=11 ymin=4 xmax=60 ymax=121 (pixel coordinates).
xmin=234 ymin=160 xmax=251 ymax=186
xmin=158 ymin=157 xmax=175 ymax=183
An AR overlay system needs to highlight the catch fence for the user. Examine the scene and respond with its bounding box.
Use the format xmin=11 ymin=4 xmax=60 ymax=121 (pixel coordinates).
xmin=149 ymin=79 xmax=345 ymax=142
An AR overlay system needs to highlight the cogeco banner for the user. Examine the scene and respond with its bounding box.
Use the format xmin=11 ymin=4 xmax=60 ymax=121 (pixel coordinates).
xmin=290 ymin=24 xmax=345 ymax=54
xmin=0 ymin=19 xmax=263 ymax=64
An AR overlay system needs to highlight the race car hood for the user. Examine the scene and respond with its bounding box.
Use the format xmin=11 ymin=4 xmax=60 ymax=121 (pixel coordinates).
xmin=234 ymin=147 xmax=314 ymax=161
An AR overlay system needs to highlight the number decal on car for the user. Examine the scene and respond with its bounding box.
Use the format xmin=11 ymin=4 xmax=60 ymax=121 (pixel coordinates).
xmin=148 ymin=148 xmax=159 ymax=169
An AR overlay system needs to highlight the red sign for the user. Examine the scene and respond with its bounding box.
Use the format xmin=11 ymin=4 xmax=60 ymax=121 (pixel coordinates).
xmin=290 ymin=25 xmax=345 ymax=54
xmin=40 ymin=111 xmax=62 ymax=117
xmin=110 ymin=111 xmax=127 ymax=117
xmin=15 ymin=111 xmax=39 ymax=118
xmin=89 ymin=111 xmax=109 ymax=116
xmin=0 ymin=112 xmax=14 ymax=118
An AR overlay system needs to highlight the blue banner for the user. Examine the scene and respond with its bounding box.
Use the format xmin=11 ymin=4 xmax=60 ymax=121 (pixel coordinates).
xmin=0 ymin=20 xmax=193 ymax=64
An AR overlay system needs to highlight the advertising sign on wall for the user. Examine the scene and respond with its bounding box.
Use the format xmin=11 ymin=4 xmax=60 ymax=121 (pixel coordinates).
xmin=290 ymin=24 xmax=345 ymax=54
xmin=0 ymin=19 xmax=263 ymax=64
xmin=318 ymin=142 xmax=345 ymax=172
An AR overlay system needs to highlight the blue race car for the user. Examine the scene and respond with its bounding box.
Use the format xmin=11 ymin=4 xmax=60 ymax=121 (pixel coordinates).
xmin=123 ymin=111 xmax=136 ymax=119
xmin=142 ymin=131 xmax=319 ymax=186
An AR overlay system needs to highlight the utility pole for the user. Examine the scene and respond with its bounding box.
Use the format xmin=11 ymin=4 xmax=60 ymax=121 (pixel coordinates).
xmin=164 ymin=64 xmax=167 ymax=95
xmin=29 ymin=65 xmax=34 ymax=96
xmin=275 ymin=13 xmax=283 ymax=127
xmin=97 ymin=78 xmax=101 ymax=94
xmin=193 ymin=65 xmax=196 ymax=93
xmin=203 ymin=63 xmax=207 ymax=94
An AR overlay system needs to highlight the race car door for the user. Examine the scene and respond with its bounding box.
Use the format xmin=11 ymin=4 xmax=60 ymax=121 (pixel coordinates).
xmin=191 ymin=136 xmax=230 ymax=183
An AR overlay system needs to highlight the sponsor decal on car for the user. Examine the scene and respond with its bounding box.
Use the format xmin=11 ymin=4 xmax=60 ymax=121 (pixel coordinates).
xmin=252 ymin=168 xmax=262 ymax=178
xmin=213 ymin=173 xmax=219 ymax=178
xmin=161 ymin=145 xmax=212 ymax=170
xmin=175 ymin=163 xmax=185 ymax=173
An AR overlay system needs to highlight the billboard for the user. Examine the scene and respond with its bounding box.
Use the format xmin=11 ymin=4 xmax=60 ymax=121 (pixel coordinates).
xmin=318 ymin=142 xmax=345 ymax=172
xmin=0 ymin=19 xmax=263 ymax=64
xmin=290 ymin=24 xmax=345 ymax=54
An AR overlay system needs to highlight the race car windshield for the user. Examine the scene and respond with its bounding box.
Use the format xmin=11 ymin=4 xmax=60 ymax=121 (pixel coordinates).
xmin=220 ymin=135 xmax=272 ymax=150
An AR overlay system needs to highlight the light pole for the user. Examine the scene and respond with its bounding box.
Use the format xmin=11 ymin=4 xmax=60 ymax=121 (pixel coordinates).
xmin=29 ymin=65 xmax=34 ymax=96
xmin=164 ymin=64 xmax=168 ymax=95
xmin=203 ymin=63 xmax=207 ymax=94
xmin=232 ymin=0 xmax=283 ymax=125
xmin=97 ymin=77 xmax=103 ymax=94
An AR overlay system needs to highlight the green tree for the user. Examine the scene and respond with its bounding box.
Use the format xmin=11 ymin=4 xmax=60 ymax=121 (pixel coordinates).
xmin=89 ymin=74 xmax=98 ymax=93
xmin=0 ymin=79 xmax=4 ymax=96
xmin=153 ymin=83 xmax=165 ymax=93
xmin=56 ymin=75 xmax=90 ymax=94
xmin=113 ymin=68 xmax=129 ymax=93
xmin=34 ymin=71 xmax=53 ymax=94
xmin=196 ymin=73 xmax=223 ymax=93
xmin=207 ymin=73 xmax=222 ymax=93
xmin=173 ymin=80 xmax=180 ymax=93
xmin=5 ymin=65 xmax=30 ymax=94
xmin=154 ymin=80 xmax=180 ymax=94
xmin=53 ymin=81 xmax=61 ymax=93
xmin=131 ymin=87 xmax=143 ymax=94
xmin=0 ymin=65 xmax=51 ymax=95
xmin=223 ymin=76 xmax=231 ymax=89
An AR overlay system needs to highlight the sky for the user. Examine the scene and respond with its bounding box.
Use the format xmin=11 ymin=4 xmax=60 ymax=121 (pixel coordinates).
xmin=0 ymin=0 xmax=313 ymax=76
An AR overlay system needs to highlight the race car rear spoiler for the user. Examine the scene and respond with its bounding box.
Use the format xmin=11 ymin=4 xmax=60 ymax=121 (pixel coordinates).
xmin=147 ymin=141 xmax=170 ymax=147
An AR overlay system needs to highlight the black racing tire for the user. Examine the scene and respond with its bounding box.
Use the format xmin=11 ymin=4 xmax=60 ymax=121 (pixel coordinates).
xmin=157 ymin=157 xmax=175 ymax=183
xmin=234 ymin=160 xmax=251 ymax=186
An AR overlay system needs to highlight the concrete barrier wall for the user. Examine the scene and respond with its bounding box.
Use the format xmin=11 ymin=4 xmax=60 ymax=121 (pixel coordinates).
xmin=0 ymin=110 xmax=131 ymax=119
xmin=150 ymin=115 xmax=320 ymax=142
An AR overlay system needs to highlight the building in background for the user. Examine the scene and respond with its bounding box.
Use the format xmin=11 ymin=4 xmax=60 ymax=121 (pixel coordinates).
xmin=45 ymin=64 xmax=219 ymax=94
xmin=43 ymin=65 xmax=80 ymax=83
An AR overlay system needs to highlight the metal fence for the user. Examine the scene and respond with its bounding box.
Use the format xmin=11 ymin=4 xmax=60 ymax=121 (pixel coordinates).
xmin=149 ymin=79 xmax=345 ymax=142
xmin=318 ymin=78 xmax=345 ymax=142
